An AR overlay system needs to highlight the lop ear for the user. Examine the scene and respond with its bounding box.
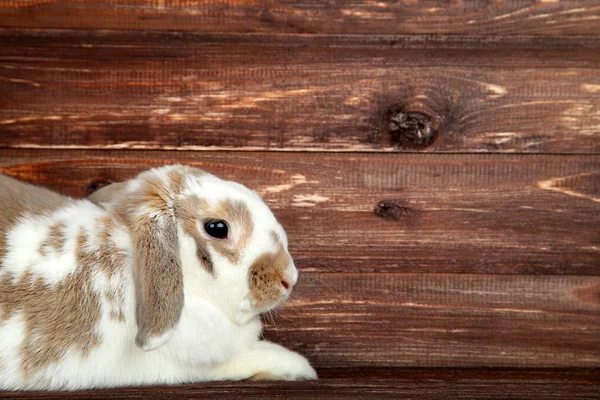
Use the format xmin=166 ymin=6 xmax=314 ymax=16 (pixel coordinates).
xmin=88 ymin=172 xmax=184 ymax=351
xmin=127 ymin=205 xmax=183 ymax=351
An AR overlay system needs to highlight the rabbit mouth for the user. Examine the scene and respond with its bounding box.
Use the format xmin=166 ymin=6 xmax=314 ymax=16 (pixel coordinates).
xmin=249 ymin=288 xmax=291 ymax=315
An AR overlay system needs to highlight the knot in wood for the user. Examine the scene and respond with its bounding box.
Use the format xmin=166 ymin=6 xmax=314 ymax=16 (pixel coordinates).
xmin=84 ymin=178 xmax=113 ymax=195
xmin=386 ymin=110 xmax=439 ymax=148
xmin=374 ymin=199 xmax=410 ymax=220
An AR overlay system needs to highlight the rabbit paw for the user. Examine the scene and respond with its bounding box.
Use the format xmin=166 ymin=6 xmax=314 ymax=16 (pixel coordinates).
xmin=249 ymin=341 xmax=317 ymax=381
xmin=248 ymin=372 xmax=286 ymax=381
xmin=210 ymin=341 xmax=317 ymax=381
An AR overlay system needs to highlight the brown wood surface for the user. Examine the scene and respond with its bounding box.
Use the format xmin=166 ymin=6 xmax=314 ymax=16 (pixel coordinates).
xmin=1 ymin=369 xmax=599 ymax=399
xmin=267 ymin=273 xmax=600 ymax=368
xmin=1 ymin=30 xmax=599 ymax=153
xmin=0 ymin=150 xmax=598 ymax=276
xmin=0 ymin=1 xmax=599 ymax=36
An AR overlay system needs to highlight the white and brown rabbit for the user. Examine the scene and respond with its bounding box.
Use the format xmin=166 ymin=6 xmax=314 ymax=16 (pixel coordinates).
xmin=0 ymin=165 xmax=316 ymax=390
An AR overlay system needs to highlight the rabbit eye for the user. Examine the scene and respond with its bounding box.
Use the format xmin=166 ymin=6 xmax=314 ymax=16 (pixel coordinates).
xmin=204 ymin=220 xmax=229 ymax=239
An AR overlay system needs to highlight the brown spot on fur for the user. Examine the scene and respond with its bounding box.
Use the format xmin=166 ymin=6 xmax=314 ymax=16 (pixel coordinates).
xmin=177 ymin=197 xmax=214 ymax=274
xmin=248 ymin=244 xmax=291 ymax=310
xmin=176 ymin=196 xmax=254 ymax=268
xmin=75 ymin=222 xmax=126 ymax=281
xmin=38 ymin=222 xmax=67 ymax=256
xmin=0 ymin=174 xmax=69 ymax=264
xmin=0 ymin=227 xmax=105 ymax=377
xmin=94 ymin=216 xmax=129 ymax=279
xmin=138 ymin=175 xmax=172 ymax=213
xmin=110 ymin=310 xmax=126 ymax=322
xmin=181 ymin=219 xmax=214 ymax=273
xmin=105 ymin=290 xmax=126 ymax=322
xmin=166 ymin=167 xmax=189 ymax=194
xmin=269 ymin=231 xmax=281 ymax=245
xmin=210 ymin=199 xmax=253 ymax=263
xmin=135 ymin=166 xmax=202 ymax=213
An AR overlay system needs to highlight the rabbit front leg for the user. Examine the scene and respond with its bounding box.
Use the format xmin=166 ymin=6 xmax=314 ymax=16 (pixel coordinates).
xmin=208 ymin=340 xmax=317 ymax=381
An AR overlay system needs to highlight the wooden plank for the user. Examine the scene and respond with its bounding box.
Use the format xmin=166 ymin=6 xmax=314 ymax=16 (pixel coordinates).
xmin=263 ymin=273 xmax=600 ymax=368
xmin=0 ymin=1 xmax=599 ymax=36
xmin=0 ymin=149 xmax=598 ymax=275
xmin=0 ymin=30 xmax=599 ymax=153
xmin=1 ymin=369 xmax=599 ymax=399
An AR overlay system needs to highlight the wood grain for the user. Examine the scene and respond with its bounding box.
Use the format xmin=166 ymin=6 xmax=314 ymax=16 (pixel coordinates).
xmin=1 ymin=369 xmax=599 ymax=399
xmin=265 ymin=273 xmax=600 ymax=368
xmin=1 ymin=30 xmax=599 ymax=153
xmin=0 ymin=149 xmax=598 ymax=276
xmin=0 ymin=1 xmax=599 ymax=36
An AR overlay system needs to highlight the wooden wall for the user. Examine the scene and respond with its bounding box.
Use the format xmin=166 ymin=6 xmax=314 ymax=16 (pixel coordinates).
xmin=0 ymin=1 xmax=599 ymax=397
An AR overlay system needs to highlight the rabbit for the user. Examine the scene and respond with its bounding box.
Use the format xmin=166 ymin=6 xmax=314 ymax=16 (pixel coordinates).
xmin=0 ymin=165 xmax=316 ymax=390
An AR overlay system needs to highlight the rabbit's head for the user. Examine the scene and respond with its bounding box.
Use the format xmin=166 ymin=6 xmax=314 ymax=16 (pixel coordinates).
xmin=90 ymin=165 xmax=297 ymax=351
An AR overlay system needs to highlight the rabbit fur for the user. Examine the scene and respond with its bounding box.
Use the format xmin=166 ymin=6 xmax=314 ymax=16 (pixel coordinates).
xmin=0 ymin=165 xmax=316 ymax=390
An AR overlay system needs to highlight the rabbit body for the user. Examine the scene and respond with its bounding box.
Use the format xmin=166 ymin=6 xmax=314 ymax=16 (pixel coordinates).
xmin=0 ymin=166 xmax=316 ymax=390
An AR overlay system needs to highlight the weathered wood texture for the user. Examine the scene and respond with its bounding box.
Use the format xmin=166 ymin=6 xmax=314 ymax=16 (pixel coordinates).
xmin=1 ymin=150 xmax=598 ymax=276
xmin=269 ymin=273 xmax=600 ymax=367
xmin=2 ymin=369 xmax=600 ymax=399
xmin=1 ymin=30 xmax=599 ymax=153
xmin=0 ymin=1 xmax=599 ymax=35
